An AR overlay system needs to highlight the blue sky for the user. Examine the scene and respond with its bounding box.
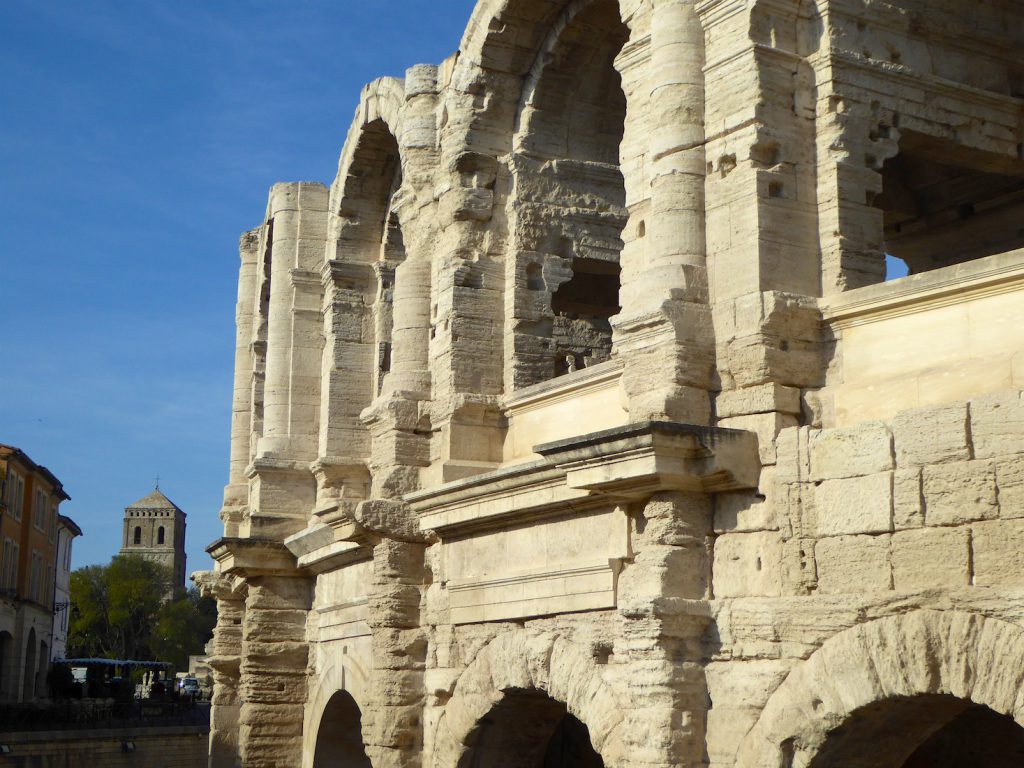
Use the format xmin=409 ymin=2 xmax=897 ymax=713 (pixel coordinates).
xmin=1 ymin=1 xmax=477 ymax=575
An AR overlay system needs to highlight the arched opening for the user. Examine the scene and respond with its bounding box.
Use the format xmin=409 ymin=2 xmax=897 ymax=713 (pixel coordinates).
xmin=458 ymin=689 xmax=604 ymax=768
xmin=332 ymin=118 xmax=405 ymax=399
xmin=312 ymin=690 xmax=371 ymax=768
xmin=22 ymin=628 xmax=36 ymax=702
xmin=0 ymin=631 xmax=12 ymax=702
xmin=133 ymin=526 xmax=142 ymax=545
xmin=873 ymin=131 xmax=1024 ymax=278
xmin=157 ymin=526 xmax=165 ymax=545
xmin=509 ymin=0 xmax=628 ymax=387
xmin=808 ymin=694 xmax=1024 ymax=768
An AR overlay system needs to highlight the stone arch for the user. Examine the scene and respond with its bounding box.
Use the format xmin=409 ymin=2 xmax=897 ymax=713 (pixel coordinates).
xmin=501 ymin=0 xmax=641 ymax=388
xmin=447 ymin=0 xmax=649 ymax=158
xmin=318 ymin=76 xmax=410 ymax=460
xmin=432 ymin=631 xmax=627 ymax=768
xmin=333 ymin=77 xmax=406 ymax=202
xmin=303 ymin=658 xmax=371 ymax=768
xmin=733 ymin=610 xmax=1024 ymax=768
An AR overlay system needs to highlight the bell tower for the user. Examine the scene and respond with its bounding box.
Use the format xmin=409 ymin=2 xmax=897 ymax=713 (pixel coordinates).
xmin=118 ymin=487 xmax=187 ymax=587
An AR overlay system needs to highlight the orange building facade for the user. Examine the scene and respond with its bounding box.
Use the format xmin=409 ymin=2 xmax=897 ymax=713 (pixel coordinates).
xmin=0 ymin=444 xmax=69 ymax=702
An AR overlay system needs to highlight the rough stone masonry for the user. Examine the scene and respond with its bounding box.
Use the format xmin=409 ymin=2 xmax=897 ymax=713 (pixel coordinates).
xmin=196 ymin=1 xmax=1024 ymax=766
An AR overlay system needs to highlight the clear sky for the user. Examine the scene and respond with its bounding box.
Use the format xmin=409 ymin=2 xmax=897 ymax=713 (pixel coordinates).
xmin=1 ymin=1 xmax=478 ymax=576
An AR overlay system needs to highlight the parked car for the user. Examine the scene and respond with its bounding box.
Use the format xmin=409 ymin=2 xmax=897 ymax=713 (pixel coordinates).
xmin=180 ymin=677 xmax=201 ymax=699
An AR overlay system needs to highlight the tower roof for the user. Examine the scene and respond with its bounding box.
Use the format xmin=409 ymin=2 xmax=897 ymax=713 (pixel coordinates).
xmin=126 ymin=488 xmax=184 ymax=516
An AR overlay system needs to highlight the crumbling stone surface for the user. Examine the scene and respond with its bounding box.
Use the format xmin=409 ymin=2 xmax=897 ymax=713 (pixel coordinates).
xmin=203 ymin=1 xmax=1024 ymax=766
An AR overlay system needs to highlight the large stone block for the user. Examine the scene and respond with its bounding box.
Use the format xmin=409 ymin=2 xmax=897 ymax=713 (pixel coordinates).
xmin=922 ymin=460 xmax=997 ymax=526
xmin=891 ymin=528 xmax=971 ymax=590
xmin=815 ymin=535 xmax=891 ymax=594
xmin=997 ymin=455 xmax=1024 ymax=518
xmin=712 ymin=531 xmax=783 ymax=598
xmin=970 ymin=391 xmax=1024 ymax=459
xmin=891 ymin=403 xmax=971 ymax=466
xmin=808 ymin=421 xmax=893 ymax=480
xmin=814 ymin=472 xmax=892 ymax=536
xmin=716 ymin=383 xmax=802 ymax=417
xmin=972 ymin=519 xmax=1024 ymax=586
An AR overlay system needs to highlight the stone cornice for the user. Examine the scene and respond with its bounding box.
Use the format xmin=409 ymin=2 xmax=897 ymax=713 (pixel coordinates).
xmin=410 ymin=421 xmax=760 ymax=536
xmin=537 ymin=421 xmax=760 ymax=497
xmin=205 ymin=537 xmax=301 ymax=578
xmin=822 ymin=248 xmax=1024 ymax=330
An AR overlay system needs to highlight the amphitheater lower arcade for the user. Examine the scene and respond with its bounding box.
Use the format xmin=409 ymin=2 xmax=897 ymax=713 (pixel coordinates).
xmin=196 ymin=0 xmax=1024 ymax=765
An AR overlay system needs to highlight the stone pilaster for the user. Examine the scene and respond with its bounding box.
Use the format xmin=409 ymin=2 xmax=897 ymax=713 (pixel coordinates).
xmin=616 ymin=0 xmax=715 ymax=425
xmin=196 ymin=572 xmax=246 ymax=768
xmin=238 ymin=574 xmax=314 ymax=768
xmin=223 ymin=229 xmax=261 ymax=537
xmin=364 ymin=537 xmax=426 ymax=768
xmin=617 ymin=491 xmax=713 ymax=768
xmin=361 ymin=68 xmax=440 ymax=499
xmin=248 ymin=182 xmax=329 ymax=540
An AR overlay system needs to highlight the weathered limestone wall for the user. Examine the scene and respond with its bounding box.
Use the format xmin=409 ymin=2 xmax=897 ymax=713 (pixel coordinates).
xmin=202 ymin=0 xmax=1024 ymax=766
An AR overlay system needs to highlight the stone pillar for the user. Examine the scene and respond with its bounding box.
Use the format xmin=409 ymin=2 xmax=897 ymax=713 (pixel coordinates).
xmin=364 ymin=538 xmax=426 ymax=768
xmin=197 ymin=573 xmax=246 ymax=768
xmin=695 ymin=0 xmax=827 ymax=466
xmin=616 ymin=0 xmax=714 ymax=424
xmin=618 ymin=492 xmax=712 ymax=768
xmin=260 ymin=182 xmax=328 ymax=459
xmin=362 ymin=68 xmax=439 ymax=498
xmin=223 ymin=230 xmax=261 ymax=537
xmin=248 ymin=182 xmax=329 ymax=540
xmin=238 ymin=575 xmax=313 ymax=768
xmin=382 ymin=256 xmax=431 ymax=396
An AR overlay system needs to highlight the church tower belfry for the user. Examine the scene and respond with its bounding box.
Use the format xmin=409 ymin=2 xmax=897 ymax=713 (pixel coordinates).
xmin=118 ymin=487 xmax=187 ymax=587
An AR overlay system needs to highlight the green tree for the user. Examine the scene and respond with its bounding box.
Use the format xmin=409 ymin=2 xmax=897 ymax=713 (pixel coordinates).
xmin=152 ymin=588 xmax=217 ymax=670
xmin=67 ymin=554 xmax=214 ymax=670
xmin=68 ymin=564 xmax=113 ymax=657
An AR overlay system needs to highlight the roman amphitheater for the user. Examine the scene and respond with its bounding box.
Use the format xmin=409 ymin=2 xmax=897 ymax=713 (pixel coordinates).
xmin=196 ymin=0 xmax=1024 ymax=765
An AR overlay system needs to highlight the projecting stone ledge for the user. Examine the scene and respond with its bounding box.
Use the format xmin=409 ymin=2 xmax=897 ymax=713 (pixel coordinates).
xmin=206 ymin=536 xmax=299 ymax=577
xmin=411 ymin=421 xmax=761 ymax=536
xmin=535 ymin=420 xmax=761 ymax=498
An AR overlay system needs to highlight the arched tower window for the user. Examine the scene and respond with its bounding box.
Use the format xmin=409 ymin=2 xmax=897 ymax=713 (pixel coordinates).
xmin=157 ymin=526 xmax=165 ymax=545
xmin=133 ymin=526 xmax=141 ymax=545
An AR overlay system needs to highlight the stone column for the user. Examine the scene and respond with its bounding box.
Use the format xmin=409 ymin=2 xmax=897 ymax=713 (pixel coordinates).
xmin=616 ymin=0 xmax=714 ymax=424
xmin=260 ymin=182 xmax=328 ymax=459
xmin=248 ymin=182 xmax=329 ymax=540
xmin=238 ymin=575 xmax=313 ymax=768
xmin=382 ymin=256 xmax=431 ymax=396
xmin=617 ymin=491 xmax=712 ymax=768
xmin=223 ymin=230 xmax=261 ymax=537
xmin=197 ymin=573 xmax=246 ymax=768
xmin=362 ymin=68 xmax=439 ymax=498
xmin=364 ymin=537 xmax=426 ymax=768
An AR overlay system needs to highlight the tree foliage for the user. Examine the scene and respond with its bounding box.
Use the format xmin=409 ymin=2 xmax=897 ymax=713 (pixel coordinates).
xmin=68 ymin=554 xmax=216 ymax=671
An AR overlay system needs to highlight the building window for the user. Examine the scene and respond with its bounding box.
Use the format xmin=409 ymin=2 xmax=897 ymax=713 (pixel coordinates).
xmin=48 ymin=504 xmax=57 ymax=543
xmin=7 ymin=471 xmax=24 ymax=521
xmin=1 ymin=539 xmax=13 ymax=591
xmin=157 ymin=526 xmax=165 ymax=545
xmin=32 ymin=489 xmax=47 ymax=531
xmin=133 ymin=526 xmax=142 ymax=545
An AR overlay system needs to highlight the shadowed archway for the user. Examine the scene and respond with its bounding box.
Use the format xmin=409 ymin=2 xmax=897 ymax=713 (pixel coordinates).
xmin=312 ymin=689 xmax=371 ymax=768
xmin=459 ymin=688 xmax=604 ymax=768
xmin=734 ymin=611 xmax=1024 ymax=768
